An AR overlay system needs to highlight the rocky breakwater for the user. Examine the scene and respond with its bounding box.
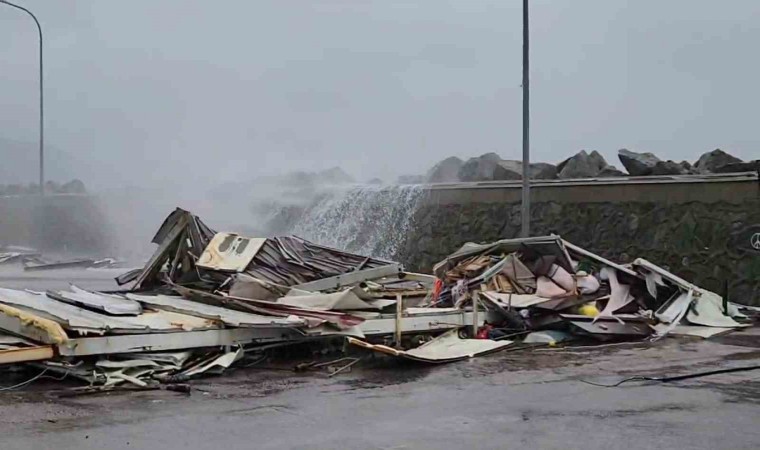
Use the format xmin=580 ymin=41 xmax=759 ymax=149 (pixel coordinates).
xmin=412 ymin=148 xmax=758 ymax=183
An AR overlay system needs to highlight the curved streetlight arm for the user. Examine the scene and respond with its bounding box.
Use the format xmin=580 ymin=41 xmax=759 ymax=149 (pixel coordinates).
xmin=0 ymin=0 xmax=44 ymax=195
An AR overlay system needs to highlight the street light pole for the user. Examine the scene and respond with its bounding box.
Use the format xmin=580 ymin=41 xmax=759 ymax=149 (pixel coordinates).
xmin=520 ymin=0 xmax=530 ymax=237
xmin=0 ymin=0 xmax=44 ymax=195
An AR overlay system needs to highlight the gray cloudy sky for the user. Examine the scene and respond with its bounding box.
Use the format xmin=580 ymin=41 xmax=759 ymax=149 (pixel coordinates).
xmin=1 ymin=0 xmax=759 ymax=189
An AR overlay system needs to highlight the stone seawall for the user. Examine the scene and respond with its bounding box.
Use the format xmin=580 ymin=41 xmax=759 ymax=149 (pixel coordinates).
xmin=398 ymin=175 xmax=760 ymax=305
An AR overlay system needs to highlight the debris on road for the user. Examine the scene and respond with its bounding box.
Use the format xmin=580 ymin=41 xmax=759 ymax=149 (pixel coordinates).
xmin=0 ymin=209 xmax=755 ymax=391
xmin=418 ymin=235 xmax=753 ymax=347
xmin=0 ymin=208 xmax=472 ymax=389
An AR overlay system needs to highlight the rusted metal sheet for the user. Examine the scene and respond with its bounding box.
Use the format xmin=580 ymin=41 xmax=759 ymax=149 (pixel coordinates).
xmin=291 ymin=264 xmax=402 ymax=292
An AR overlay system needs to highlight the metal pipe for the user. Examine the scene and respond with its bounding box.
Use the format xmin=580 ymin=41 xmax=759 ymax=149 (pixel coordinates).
xmin=0 ymin=0 xmax=44 ymax=195
xmin=520 ymin=0 xmax=530 ymax=237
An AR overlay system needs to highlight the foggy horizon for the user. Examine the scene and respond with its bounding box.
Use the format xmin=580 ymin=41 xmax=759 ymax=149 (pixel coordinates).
xmin=1 ymin=0 xmax=759 ymax=191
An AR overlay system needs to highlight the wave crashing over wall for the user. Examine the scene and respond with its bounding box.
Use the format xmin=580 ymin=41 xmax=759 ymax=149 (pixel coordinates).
xmin=290 ymin=184 xmax=425 ymax=260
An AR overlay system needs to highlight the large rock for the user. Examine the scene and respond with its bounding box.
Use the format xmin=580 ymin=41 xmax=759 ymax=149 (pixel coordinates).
xmin=588 ymin=150 xmax=609 ymax=172
xmin=492 ymin=161 xmax=558 ymax=180
xmin=557 ymin=150 xmax=609 ymax=179
xmin=712 ymin=160 xmax=759 ymax=174
xmin=531 ymin=163 xmax=558 ymax=179
xmin=426 ymin=156 xmax=463 ymax=182
xmin=693 ymin=149 xmax=743 ymax=173
xmin=651 ymin=160 xmax=689 ymax=176
xmin=618 ymin=149 xmax=661 ymax=176
xmin=492 ymin=160 xmax=523 ymax=180
xmin=458 ymin=152 xmax=502 ymax=181
xmin=597 ymin=165 xmax=626 ymax=177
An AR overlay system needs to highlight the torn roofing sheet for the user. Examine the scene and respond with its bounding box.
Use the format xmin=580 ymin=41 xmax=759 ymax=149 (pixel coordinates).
xmin=228 ymin=273 xmax=290 ymax=301
xmin=561 ymin=315 xmax=651 ymax=337
xmin=348 ymin=329 xmax=513 ymax=363
xmin=0 ymin=288 xmax=216 ymax=334
xmin=633 ymin=258 xmax=747 ymax=328
xmin=179 ymin=348 xmax=244 ymax=377
xmin=632 ymin=258 xmax=697 ymax=292
xmin=168 ymin=282 xmax=360 ymax=330
xmin=433 ymin=235 xmax=574 ymax=278
xmin=594 ymin=267 xmax=636 ymax=321
xmin=244 ymin=236 xmax=397 ymax=287
xmin=196 ymin=233 xmax=267 ymax=272
xmin=224 ymin=294 xmax=365 ymax=330
xmin=0 ymin=333 xmax=36 ymax=348
xmin=127 ymin=208 xmax=217 ymax=289
xmin=126 ymin=293 xmax=306 ymax=327
xmin=656 ymin=291 xmax=694 ymax=324
xmin=279 ymin=289 xmax=381 ymax=311
xmin=480 ymin=291 xmax=551 ymax=308
xmin=686 ymin=292 xmax=747 ymax=328
xmin=0 ymin=303 xmax=68 ymax=344
xmin=48 ymin=285 xmax=142 ymax=316
xmin=562 ymin=240 xmax=639 ymax=278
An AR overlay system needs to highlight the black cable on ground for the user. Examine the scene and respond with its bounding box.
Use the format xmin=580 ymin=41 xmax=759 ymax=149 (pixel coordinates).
xmin=0 ymin=368 xmax=69 ymax=392
xmin=580 ymin=364 xmax=760 ymax=387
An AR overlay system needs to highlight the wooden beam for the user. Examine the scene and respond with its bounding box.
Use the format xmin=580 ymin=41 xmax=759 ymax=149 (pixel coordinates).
xmin=0 ymin=345 xmax=54 ymax=365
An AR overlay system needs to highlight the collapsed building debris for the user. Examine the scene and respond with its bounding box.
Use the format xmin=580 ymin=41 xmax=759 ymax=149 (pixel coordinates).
xmin=409 ymin=234 xmax=753 ymax=349
xmin=0 ymin=208 xmax=755 ymax=393
xmin=0 ymin=244 xmax=124 ymax=272
xmin=0 ymin=208 xmax=474 ymax=390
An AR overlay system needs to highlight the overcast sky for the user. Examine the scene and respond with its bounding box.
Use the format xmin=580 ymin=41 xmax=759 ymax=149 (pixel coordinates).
xmin=1 ymin=0 xmax=759 ymax=189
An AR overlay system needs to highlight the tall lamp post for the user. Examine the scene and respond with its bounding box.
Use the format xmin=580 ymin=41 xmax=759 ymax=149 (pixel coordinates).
xmin=0 ymin=0 xmax=44 ymax=195
xmin=520 ymin=0 xmax=530 ymax=237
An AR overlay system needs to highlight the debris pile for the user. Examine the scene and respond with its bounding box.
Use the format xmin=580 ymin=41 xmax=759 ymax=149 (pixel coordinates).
xmin=0 ymin=209 xmax=755 ymax=392
xmin=421 ymin=236 xmax=752 ymax=345
xmin=0 ymin=208 xmax=471 ymax=390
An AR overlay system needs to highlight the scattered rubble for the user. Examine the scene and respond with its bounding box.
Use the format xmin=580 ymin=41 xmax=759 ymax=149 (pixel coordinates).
xmin=422 ymin=235 xmax=753 ymax=346
xmin=0 ymin=209 xmax=754 ymax=394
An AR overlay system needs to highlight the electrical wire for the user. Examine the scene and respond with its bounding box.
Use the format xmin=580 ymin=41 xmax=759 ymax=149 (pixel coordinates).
xmin=0 ymin=368 xmax=68 ymax=391
xmin=0 ymin=369 xmax=49 ymax=391
xmin=580 ymin=364 xmax=760 ymax=387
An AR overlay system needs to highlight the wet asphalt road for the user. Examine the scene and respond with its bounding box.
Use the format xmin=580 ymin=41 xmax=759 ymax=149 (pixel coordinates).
xmin=0 ymin=271 xmax=759 ymax=450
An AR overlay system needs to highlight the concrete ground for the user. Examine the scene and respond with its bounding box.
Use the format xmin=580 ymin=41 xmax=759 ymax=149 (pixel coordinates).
xmin=0 ymin=270 xmax=758 ymax=450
